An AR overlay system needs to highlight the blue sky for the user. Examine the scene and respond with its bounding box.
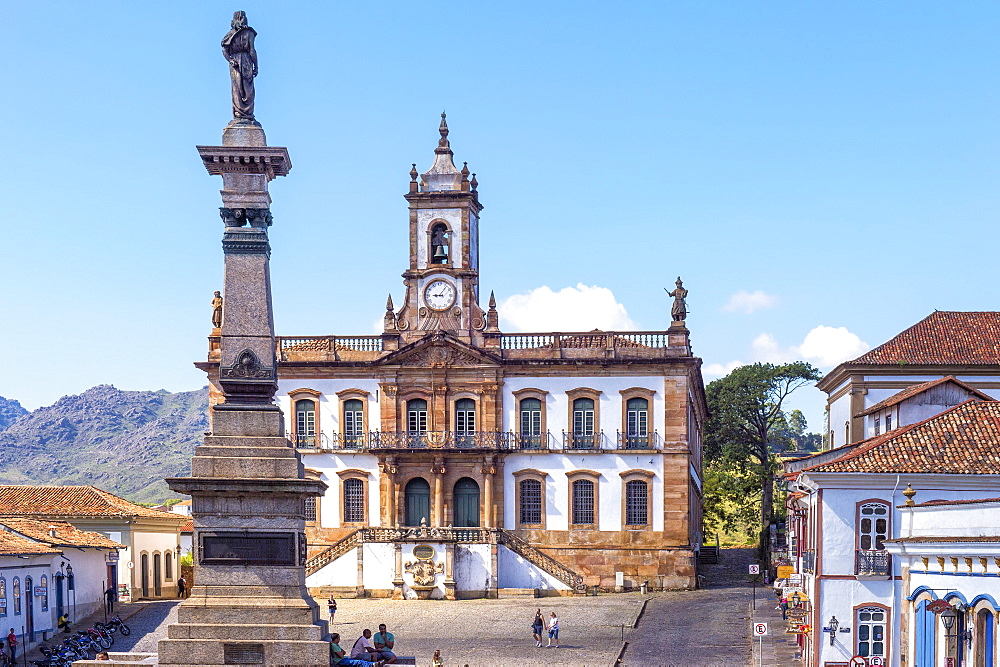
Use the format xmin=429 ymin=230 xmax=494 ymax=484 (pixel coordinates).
xmin=2 ymin=3 xmax=999 ymax=431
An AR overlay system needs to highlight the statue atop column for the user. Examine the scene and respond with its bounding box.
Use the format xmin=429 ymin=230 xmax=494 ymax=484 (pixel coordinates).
xmin=667 ymin=277 xmax=688 ymax=323
xmin=222 ymin=11 xmax=258 ymax=123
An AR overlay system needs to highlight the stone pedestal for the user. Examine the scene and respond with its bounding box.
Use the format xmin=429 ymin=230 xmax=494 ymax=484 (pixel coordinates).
xmin=158 ymin=122 xmax=329 ymax=666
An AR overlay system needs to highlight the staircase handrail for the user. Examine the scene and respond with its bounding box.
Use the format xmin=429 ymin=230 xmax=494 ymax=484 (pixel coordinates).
xmin=305 ymin=529 xmax=362 ymax=577
xmin=497 ymin=528 xmax=584 ymax=590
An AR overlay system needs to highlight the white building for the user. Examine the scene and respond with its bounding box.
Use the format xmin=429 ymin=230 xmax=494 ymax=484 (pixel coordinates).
xmin=886 ymin=497 xmax=1000 ymax=667
xmin=0 ymin=486 xmax=187 ymax=600
xmin=0 ymin=518 xmax=121 ymax=654
xmin=198 ymin=116 xmax=708 ymax=597
xmin=817 ymin=311 xmax=1000 ymax=449
xmin=785 ymin=399 xmax=1000 ymax=667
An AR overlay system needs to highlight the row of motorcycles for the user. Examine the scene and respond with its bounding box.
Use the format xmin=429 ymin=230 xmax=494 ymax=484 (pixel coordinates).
xmin=30 ymin=616 xmax=131 ymax=667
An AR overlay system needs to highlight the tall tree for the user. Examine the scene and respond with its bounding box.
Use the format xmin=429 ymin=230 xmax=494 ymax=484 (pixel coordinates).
xmin=704 ymin=362 xmax=820 ymax=551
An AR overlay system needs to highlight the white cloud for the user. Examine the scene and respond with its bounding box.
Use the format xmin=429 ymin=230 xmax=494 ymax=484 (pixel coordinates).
xmin=706 ymin=325 xmax=869 ymax=378
xmin=500 ymin=284 xmax=638 ymax=332
xmin=723 ymin=290 xmax=778 ymax=314
xmin=795 ymin=325 xmax=870 ymax=368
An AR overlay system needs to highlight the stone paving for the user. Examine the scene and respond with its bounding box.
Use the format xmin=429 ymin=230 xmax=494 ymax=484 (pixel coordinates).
xmin=330 ymin=594 xmax=643 ymax=666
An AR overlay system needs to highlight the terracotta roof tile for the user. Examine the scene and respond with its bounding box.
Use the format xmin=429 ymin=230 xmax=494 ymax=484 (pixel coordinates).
xmin=0 ymin=519 xmax=123 ymax=549
xmin=849 ymin=311 xmax=1000 ymax=365
xmin=857 ymin=376 xmax=995 ymax=417
xmin=803 ymin=400 xmax=1000 ymax=474
xmin=0 ymin=531 xmax=61 ymax=556
xmin=886 ymin=536 xmax=1000 ymax=543
xmin=908 ymin=497 xmax=1000 ymax=507
xmin=0 ymin=486 xmax=187 ymax=521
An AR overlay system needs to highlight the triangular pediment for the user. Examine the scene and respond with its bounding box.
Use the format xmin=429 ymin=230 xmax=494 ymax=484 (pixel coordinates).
xmin=377 ymin=332 xmax=501 ymax=367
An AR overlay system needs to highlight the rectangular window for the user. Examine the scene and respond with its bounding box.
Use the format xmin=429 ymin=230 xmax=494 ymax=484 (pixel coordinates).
xmin=625 ymin=480 xmax=648 ymax=526
xmin=408 ymin=410 xmax=427 ymax=433
xmin=874 ymin=417 xmax=880 ymax=436
xmin=304 ymin=496 xmax=317 ymax=522
xmin=572 ymin=479 xmax=595 ymax=525
xmin=573 ymin=410 xmax=594 ymax=436
xmin=857 ymin=607 xmax=886 ymax=657
xmin=519 ymin=479 xmax=542 ymax=524
xmin=343 ymin=479 xmax=364 ymax=523
xmin=885 ymin=414 xmax=892 ymax=431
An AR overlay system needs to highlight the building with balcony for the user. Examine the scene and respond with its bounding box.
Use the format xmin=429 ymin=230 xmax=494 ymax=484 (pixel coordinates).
xmin=198 ymin=116 xmax=707 ymax=598
xmin=784 ymin=399 xmax=1000 ymax=667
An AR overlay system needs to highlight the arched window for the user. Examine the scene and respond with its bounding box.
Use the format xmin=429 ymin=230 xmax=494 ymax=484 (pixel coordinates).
xmin=343 ymin=399 xmax=364 ymax=448
xmin=404 ymin=477 xmax=431 ymax=527
xmin=519 ymin=398 xmax=542 ymax=449
xmin=40 ymin=575 xmax=48 ymax=611
xmin=625 ymin=479 xmax=648 ymax=526
xmin=165 ymin=551 xmax=173 ymax=580
xmin=455 ymin=398 xmax=476 ymax=447
xmin=140 ymin=554 xmax=149 ymax=598
xmin=430 ymin=223 xmax=450 ymax=264
xmin=153 ymin=553 xmax=162 ymax=596
xmin=571 ymin=479 xmax=595 ymax=525
xmin=0 ymin=577 xmax=6 ymax=617
xmin=344 ymin=478 xmax=364 ymax=523
xmin=12 ymin=578 xmax=20 ymax=615
xmin=625 ymin=397 xmax=649 ymax=448
xmin=519 ymin=479 xmax=542 ymax=525
xmin=856 ymin=606 xmax=886 ymax=659
xmin=295 ymin=398 xmax=317 ymax=448
xmin=407 ymin=399 xmax=428 ymax=447
xmin=571 ymin=397 xmax=595 ymax=449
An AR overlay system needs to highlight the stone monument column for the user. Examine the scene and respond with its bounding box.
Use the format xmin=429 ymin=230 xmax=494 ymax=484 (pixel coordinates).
xmin=158 ymin=12 xmax=329 ymax=667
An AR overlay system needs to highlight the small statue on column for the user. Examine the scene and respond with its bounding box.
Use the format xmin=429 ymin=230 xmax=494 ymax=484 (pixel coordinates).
xmin=222 ymin=11 xmax=258 ymax=122
xmin=211 ymin=291 xmax=223 ymax=329
xmin=667 ymin=277 xmax=688 ymax=323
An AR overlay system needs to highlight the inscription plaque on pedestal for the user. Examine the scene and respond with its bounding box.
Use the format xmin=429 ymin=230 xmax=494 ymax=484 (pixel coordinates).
xmin=200 ymin=531 xmax=296 ymax=566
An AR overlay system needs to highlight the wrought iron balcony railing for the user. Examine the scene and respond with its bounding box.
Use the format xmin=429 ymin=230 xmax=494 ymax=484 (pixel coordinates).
xmin=367 ymin=431 xmax=517 ymax=450
xmin=856 ymin=550 xmax=891 ymax=576
xmin=562 ymin=431 xmax=611 ymax=450
xmin=291 ymin=433 xmax=329 ymax=449
xmin=615 ymin=431 xmax=663 ymax=450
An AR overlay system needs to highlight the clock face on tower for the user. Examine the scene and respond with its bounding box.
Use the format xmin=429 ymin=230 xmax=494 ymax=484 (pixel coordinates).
xmin=424 ymin=279 xmax=457 ymax=311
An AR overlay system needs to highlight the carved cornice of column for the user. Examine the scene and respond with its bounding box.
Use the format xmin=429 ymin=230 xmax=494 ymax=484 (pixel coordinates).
xmin=379 ymin=456 xmax=398 ymax=475
xmin=381 ymin=384 xmax=399 ymax=397
xmin=431 ymin=457 xmax=447 ymax=475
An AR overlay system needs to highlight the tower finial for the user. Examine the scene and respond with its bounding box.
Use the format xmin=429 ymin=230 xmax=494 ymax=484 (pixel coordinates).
xmin=386 ymin=293 xmax=394 ymax=311
xmin=486 ymin=290 xmax=500 ymax=331
xmin=438 ymin=112 xmax=450 ymax=148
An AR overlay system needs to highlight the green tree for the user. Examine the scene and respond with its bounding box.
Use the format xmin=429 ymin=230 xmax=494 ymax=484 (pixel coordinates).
xmin=704 ymin=362 xmax=820 ymax=553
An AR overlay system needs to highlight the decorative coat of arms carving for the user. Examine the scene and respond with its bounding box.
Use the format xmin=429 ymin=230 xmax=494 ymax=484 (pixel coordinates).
xmin=404 ymin=558 xmax=444 ymax=587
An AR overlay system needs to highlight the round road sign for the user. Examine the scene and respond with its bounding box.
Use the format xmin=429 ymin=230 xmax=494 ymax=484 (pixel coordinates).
xmin=753 ymin=622 xmax=768 ymax=636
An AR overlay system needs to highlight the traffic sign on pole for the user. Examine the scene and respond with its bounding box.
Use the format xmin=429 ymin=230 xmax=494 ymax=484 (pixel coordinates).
xmin=869 ymin=657 xmax=885 ymax=666
xmin=849 ymin=657 xmax=866 ymax=667
xmin=749 ymin=564 xmax=760 ymax=575
xmin=754 ymin=622 xmax=768 ymax=636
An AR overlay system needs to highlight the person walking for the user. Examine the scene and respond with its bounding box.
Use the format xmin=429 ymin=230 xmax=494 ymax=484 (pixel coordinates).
xmin=531 ymin=609 xmax=544 ymax=647
xmin=430 ymin=649 xmax=443 ymax=666
xmin=546 ymin=611 xmax=560 ymax=648
xmin=327 ymin=596 xmax=337 ymax=624
xmin=177 ymin=576 xmax=186 ymax=599
xmin=105 ymin=585 xmax=117 ymax=613
xmin=778 ymin=595 xmax=788 ymax=620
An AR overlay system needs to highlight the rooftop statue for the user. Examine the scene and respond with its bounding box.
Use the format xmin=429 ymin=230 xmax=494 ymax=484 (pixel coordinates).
xmin=222 ymin=11 xmax=258 ymax=122
xmin=667 ymin=277 xmax=688 ymax=322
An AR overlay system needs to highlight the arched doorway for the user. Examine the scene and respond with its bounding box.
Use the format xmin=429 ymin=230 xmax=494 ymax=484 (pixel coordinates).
xmin=976 ymin=608 xmax=994 ymax=667
xmin=404 ymin=478 xmax=431 ymax=526
xmin=140 ymin=554 xmax=150 ymax=598
xmin=153 ymin=554 xmax=162 ymax=597
xmin=454 ymin=477 xmax=481 ymax=527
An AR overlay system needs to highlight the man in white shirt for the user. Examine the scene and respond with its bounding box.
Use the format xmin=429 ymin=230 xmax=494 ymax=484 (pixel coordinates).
xmin=351 ymin=629 xmax=381 ymax=661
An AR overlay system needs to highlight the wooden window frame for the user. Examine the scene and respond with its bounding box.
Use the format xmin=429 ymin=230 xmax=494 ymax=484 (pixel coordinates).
xmin=336 ymin=388 xmax=370 ymax=449
xmin=403 ymin=394 xmax=431 ymax=433
xmin=567 ymin=388 xmax=601 ymax=449
xmin=853 ymin=602 xmax=890 ymax=663
xmin=513 ymin=388 xmax=548 ymax=448
xmin=566 ymin=469 xmax=601 ymax=529
xmin=855 ymin=499 xmax=890 ymax=552
xmin=337 ymin=469 xmax=370 ymax=527
xmin=288 ymin=388 xmax=323 ymax=448
xmin=620 ymin=387 xmax=655 ymax=449
xmin=513 ymin=468 xmax=548 ymax=530
xmin=620 ymin=469 xmax=655 ymax=529
xmin=12 ymin=577 xmax=19 ymax=615
xmin=453 ymin=395 xmax=478 ymax=434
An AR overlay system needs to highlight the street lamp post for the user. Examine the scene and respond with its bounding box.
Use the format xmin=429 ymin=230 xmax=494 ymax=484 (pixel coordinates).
xmin=941 ymin=605 xmax=973 ymax=653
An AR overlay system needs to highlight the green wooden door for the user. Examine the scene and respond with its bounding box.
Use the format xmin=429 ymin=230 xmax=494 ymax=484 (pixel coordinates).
xmin=405 ymin=477 xmax=431 ymax=526
xmin=454 ymin=477 xmax=480 ymax=527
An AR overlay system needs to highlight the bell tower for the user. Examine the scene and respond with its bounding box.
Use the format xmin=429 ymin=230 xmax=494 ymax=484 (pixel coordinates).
xmin=392 ymin=114 xmax=486 ymax=341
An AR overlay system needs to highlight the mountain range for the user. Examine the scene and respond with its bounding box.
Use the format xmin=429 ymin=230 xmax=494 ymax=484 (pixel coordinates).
xmin=0 ymin=385 xmax=207 ymax=504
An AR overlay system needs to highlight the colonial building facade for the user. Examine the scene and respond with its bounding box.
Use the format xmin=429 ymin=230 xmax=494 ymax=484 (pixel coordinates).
xmin=199 ymin=116 xmax=707 ymax=598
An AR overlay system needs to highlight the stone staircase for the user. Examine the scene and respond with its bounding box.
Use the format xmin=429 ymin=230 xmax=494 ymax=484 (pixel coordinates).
xmin=496 ymin=528 xmax=585 ymax=591
xmin=305 ymin=529 xmax=362 ymax=577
